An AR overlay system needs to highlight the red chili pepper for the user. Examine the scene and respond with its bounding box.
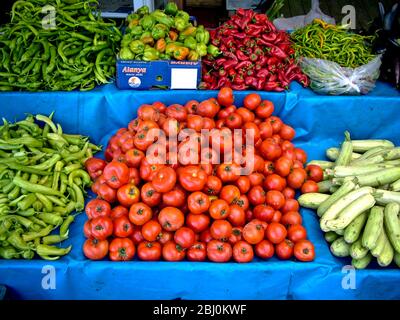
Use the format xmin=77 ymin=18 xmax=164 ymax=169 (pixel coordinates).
xmin=278 ymin=70 xmax=289 ymax=88
xmin=254 ymin=63 xmax=262 ymax=71
xmin=228 ymin=69 xmax=236 ymax=78
xmin=274 ymin=85 xmax=286 ymax=92
xmin=249 ymin=53 xmax=258 ymax=62
xmin=223 ymin=51 xmax=238 ymax=61
xmin=275 ymin=32 xmax=289 ymax=43
xmin=233 ymin=74 xmax=245 ymax=85
xmin=253 ymin=13 xmax=267 ymax=25
xmin=269 ymin=74 xmax=277 ymax=82
xmin=231 ymin=83 xmax=247 ymax=90
xmin=264 ymin=81 xmax=279 ymax=91
xmin=216 ymin=58 xmax=227 ymax=67
xmin=253 ymin=47 xmax=263 ymax=56
xmin=244 ymin=76 xmax=257 ymax=87
xmin=284 ymin=64 xmax=299 ymax=78
xmin=259 ymin=56 xmax=268 ymax=67
xmin=270 ymin=46 xmax=288 ymax=60
xmin=264 ymin=20 xmax=276 ymax=32
xmin=222 ymin=36 xmax=236 ymax=48
xmin=247 ymin=69 xmax=255 ymax=77
xmin=236 ymin=50 xmax=249 ymax=61
xmin=223 ymin=59 xmax=238 ymax=70
xmin=203 ymin=72 xmax=214 ymax=83
xmin=246 ymin=24 xmax=264 ymax=37
xmin=262 ymin=33 xmax=278 ymax=42
xmin=256 ymin=77 xmax=266 ymax=90
xmin=257 ymin=68 xmax=269 ymax=79
xmin=217 ymin=76 xmax=229 ymax=88
xmin=233 ymin=32 xmax=247 ymax=40
xmin=293 ymin=73 xmax=310 ymax=87
xmin=235 ymin=60 xmax=252 ymax=70
xmin=256 ymin=38 xmax=274 ymax=47
xmin=219 ymin=44 xmax=228 ymax=52
xmin=211 ymin=38 xmax=220 ymax=46
xmin=278 ymin=42 xmax=291 ymax=53
xmin=219 ymin=68 xmax=227 ymax=77
xmin=267 ymin=56 xmax=280 ymax=66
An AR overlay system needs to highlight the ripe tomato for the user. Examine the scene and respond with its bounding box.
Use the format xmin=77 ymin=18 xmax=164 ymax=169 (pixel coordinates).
xmin=281 ymin=198 xmax=299 ymax=213
xmin=248 ymin=173 xmax=264 ymax=187
xmin=271 ymin=210 xmax=282 ymax=223
xmin=130 ymin=228 xmax=144 ymax=245
xmin=90 ymin=216 xmax=113 ymax=241
xmin=199 ymin=163 xmax=213 ymax=176
xmin=138 ymin=104 xmax=160 ymax=121
xmin=233 ymin=241 xmax=254 ymax=263
xmin=244 ymin=93 xmax=261 ymax=110
xmin=129 ymin=202 xmax=152 ymax=226
xmin=137 ymin=241 xmax=161 ymax=261
xmin=202 ymin=117 xmax=216 ymax=130
xmin=187 ymin=114 xmax=204 ymax=132
xmin=109 ymin=238 xmax=135 ymax=261
xmin=235 ymin=194 xmax=249 ymax=211
xmin=162 ymin=186 xmax=186 ymax=207
xmin=187 ymin=191 xmax=210 ymax=214
xmin=207 ymin=240 xmax=232 ymax=262
xmin=151 ymin=167 xmax=176 ymax=193
xmin=282 ymin=187 xmax=295 ymax=199
xmin=248 ymin=186 xmax=266 ymax=206
xmin=217 ymin=105 xmax=236 ymax=119
xmin=153 ymin=101 xmax=167 ymax=113
xmin=186 ymin=213 xmax=210 ymax=233
xmin=103 ymin=161 xmax=130 ymax=189
xmin=274 ymin=157 xmax=293 ymax=177
xmin=166 ymin=104 xmax=187 ymax=121
xmin=113 ymin=215 xmax=133 ymax=238
xmin=217 ymin=87 xmax=234 ymax=107
xmin=162 ymin=117 xmax=180 ymax=137
xmin=264 ymin=174 xmax=286 ymax=192
xmin=253 ymin=204 xmax=275 ymax=222
xmin=220 ymin=185 xmax=240 ymax=204
xmin=255 ymin=240 xmax=274 ymax=259
xmin=185 ymin=100 xmax=199 ymax=114
xmin=83 ymin=220 xmax=92 ymax=238
xmin=200 ymin=229 xmax=213 ymax=243
xmin=85 ymin=199 xmax=111 ymax=219
xmin=287 ymin=168 xmax=307 ymax=189
xmin=305 ymin=164 xmax=324 ymax=183
xmin=228 ymin=204 xmax=246 ymax=227
xmin=294 ymin=240 xmax=315 ymax=262
xmin=301 ymin=180 xmax=319 ymax=194
xmin=210 ymin=220 xmax=232 ymax=241
xmin=229 ymin=227 xmax=243 ymax=244
xmin=96 ymin=183 xmax=117 ymax=203
xmin=187 ymin=242 xmax=207 ymax=262
xmin=259 ymin=122 xmax=273 ymax=140
xmin=276 ymin=239 xmax=294 ymax=260
xmin=260 ymin=140 xmax=281 ymax=161
xmin=225 ymin=112 xmax=243 ymax=129
xmin=158 ymin=230 xmax=173 ymax=244
xmin=140 ymin=159 xmax=164 ymax=181
xmin=216 ymin=163 xmax=241 ymax=182
xmin=158 ymin=207 xmax=184 ymax=231
xmin=236 ymin=176 xmax=251 ymax=194
xmin=269 ymin=116 xmax=283 ymax=133
xmin=209 ymin=199 xmax=230 ymax=220
xmin=128 ymin=168 xmax=140 ymax=185
xmin=85 ymin=157 xmax=106 ymax=180
xmin=178 ymin=165 xmax=208 ymax=191
xmin=83 ymin=238 xmax=109 ymax=260
xmin=236 ymin=108 xmax=255 ymax=123
xmin=243 ymin=221 xmax=264 ymax=244
xmin=197 ymin=99 xmax=220 ymax=118
xmin=174 ymin=227 xmax=195 ymax=249
xmin=245 ymin=209 xmax=253 ymax=222
xmin=141 ymin=220 xmax=162 ymax=241
xmin=117 ymin=183 xmax=140 ymax=207
xmin=264 ymin=160 xmax=275 ymax=175
xmin=141 ymin=182 xmax=162 ymax=207
xmin=294 ymin=148 xmax=307 ymax=164
xmin=265 ymin=222 xmax=287 ymax=244
xmin=255 ymin=100 xmax=274 ymax=118
xmin=279 ymin=124 xmax=295 ymax=141
xmin=162 ymin=241 xmax=186 ymax=261
xmin=281 ymin=211 xmax=303 ymax=226
xmin=288 ymin=225 xmax=307 ymax=243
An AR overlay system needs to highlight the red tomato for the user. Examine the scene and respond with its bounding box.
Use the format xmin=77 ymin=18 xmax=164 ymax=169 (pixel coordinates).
xmin=259 ymin=122 xmax=273 ymax=140
xmin=209 ymin=199 xmax=230 ymax=220
xmin=185 ymin=100 xmax=199 ymax=114
xmin=236 ymin=108 xmax=255 ymax=123
xmin=162 ymin=117 xmax=180 ymax=137
xmin=151 ymin=167 xmax=177 ymax=193
xmin=255 ymin=100 xmax=274 ymax=118
xmin=103 ymin=161 xmax=130 ymax=189
xmin=255 ymin=240 xmax=274 ymax=259
xmin=216 ymin=163 xmax=241 ymax=182
xmin=186 ymin=213 xmax=210 ymax=233
xmin=83 ymin=238 xmax=109 ymax=260
xmin=235 ymin=194 xmax=249 ymax=211
xmin=233 ymin=241 xmax=254 ymax=263
xmin=129 ymin=202 xmax=152 ymax=226
xmin=174 ymin=227 xmax=195 ymax=248
xmin=109 ymin=238 xmax=135 ymax=261
xmin=178 ymin=165 xmax=208 ymax=192
xmin=281 ymin=198 xmax=300 ymax=213
xmin=276 ymin=239 xmax=294 ymax=260
xmin=248 ymin=186 xmax=266 ymax=206
xmin=187 ymin=242 xmax=207 ymax=261
xmin=274 ymin=157 xmax=293 ymax=177
xmin=158 ymin=207 xmax=184 ymax=231
xmin=287 ymin=168 xmax=307 ymax=189
xmin=281 ymin=211 xmax=303 ymax=226
xmin=138 ymin=104 xmax=160 ymax=121
xmin=162 ymin=241 xmax=186 ymax=261
xmin=197 ymin=99 xmax=220 ymax=118
xmin=128 ymin=167 xmax=141 ymax=185
xmin=248 ymin=173 xmax=264 ymax=187
xmin=271 ymin=210 xmax=282 ymax=223
xmin=202 ymin=117 xmax=216 ymax=130
xmin=96 ymin=183 xmax=117 ymax=203
xmin=228 ymin=204 xmax=246 ymax=227
xmin=113 ymin=215 xmax=134 ymax=238
xmin=305 ymin=165 xmax=324 ymax=183
xmin=242 ymin=221 xmax=264 ymax=244
xmin=301 ymin=180 xmax=319 ymax=194
xmin=225 ymin=112 xmax=243 ymax=129
xmin=166 ymin=104 xmax=187 ymax=122
xmin=279 ymin=124 xmax=295 ymax=141
xmin=228 ymin=227 xmax=243 ymax=245
xmin=187 ymin=191 xmax=210 ymax=214
xmin=140 ymin=182 xmax=162 ymax=207
xmin=187 ymin=114 xmax=204 ymax=132
xmin=265 ymin=222 xmax=287 ymax=244
xmin=162 ymin=186 xmax=186 ymax=207
xmin=253 ymin=204 xmax=275 ymax=222
xmin=281 ymin=140 xmax=295 ymax=151
xmin=83 ymin=220 xmax=92 ymax=238
xmin=265 ymin=190 xmax=285 ymax=209
xmin=116 ymin=183 xmax=140 ymax=207
xmin=141 ymin=220 xmax=162 ymax=241
xmin=282 ymin=187 xmax=295 ymax=199
xmin=236 ymin=176 xmax=251 ymax=194
xmin=130 ymin=228 xmax=144 ymax=245
xmin=137 ymin=241 xmax=161 ymax=261
xmin=260 ymin=140 xmax=282 ymax=161
xmin=264 ymin=160 xmax=275 ymax=175
xmin=217 ymin=87 xmax=234 ymax=107
xmin=294 ymin=240 xmax=315 ymax=262
xmin=264 ymin=174 xmax=286 ymax=191
xmin=244 ymin=93 xmax=261 ymax=110
xmin=158 ymin=230 xmax=173 ymax=244
xmin=210 ymin=220 xmax=233 ymax=241
xmin=90 ymin=216 xmax=113 ymax=241
xmin=269 ymin=116 xmax=283 ymax=133
xmin=85 ymin=199 xmax=111 ymax=219
xmin=153 ymin=101 xmax=167 ymax=113
xmin=200 ymin=229 xmax=213 ymax=243
xmin=288 ymin=225 xmax=307 ymax=243
xmin=220 ymin=185 xmax=240 ymax=204
xmin=295 ymin=148 xmax=307 ymax=163
xmin=111 ymin=206 xmax=129 ymax=220
xmin=85 ymin=157 xmax=106 ymax=180
xmin=207 ymin=240 xmax=232 ymax=262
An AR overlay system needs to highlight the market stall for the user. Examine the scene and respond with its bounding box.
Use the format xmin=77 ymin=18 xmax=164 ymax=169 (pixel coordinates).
xmin=0 ymin=0 xmax=399 ymax=301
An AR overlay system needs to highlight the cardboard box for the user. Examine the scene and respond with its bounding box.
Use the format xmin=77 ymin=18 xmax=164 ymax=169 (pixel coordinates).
xmin=116 ymin=59 xmax=202 ymax=90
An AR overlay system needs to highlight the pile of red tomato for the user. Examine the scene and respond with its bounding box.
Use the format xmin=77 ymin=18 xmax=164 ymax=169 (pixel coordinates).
xmin=82 ymin=88 xmax=322 ymax=262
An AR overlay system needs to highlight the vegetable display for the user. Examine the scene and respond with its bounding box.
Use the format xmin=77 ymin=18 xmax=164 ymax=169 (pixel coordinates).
xmin=300 ymin=133 xmax=400 ymax=268
xmin=0 ymin=113 xmax=100 ymax=260
xmin=119 ymin=4 xmax=215 ymax=61
xmin=201 ymin=9 xmax=309 ymax=91
xmin=83 ymin=88 xmax=315 ymax=262
xmin=0 ymin=0 xmax=121 ymax=91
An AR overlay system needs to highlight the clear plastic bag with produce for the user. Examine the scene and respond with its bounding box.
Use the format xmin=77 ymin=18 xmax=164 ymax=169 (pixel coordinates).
xmin=299 ymin=56 xmax=382 ymax=95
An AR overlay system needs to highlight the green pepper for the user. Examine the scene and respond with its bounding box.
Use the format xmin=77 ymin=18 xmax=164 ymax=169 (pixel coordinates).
xmin=196 ymin=29 xmax=210 ymax=44
xmin=184 ymin=36 xmax=197 ymax=50
xmin=159 ymin=53 xmax=170 ymax=60
xmin=37 ymin=213 xmax=63 ymax=226
xmin=22 ymin=250 xmax=34 ymax=260
xmin=174 ymin=17 xmax=188 ymax=32
xmin=196 ymin=43 xmax=208 ymax=57
xmin=126 ymin=13 xmax=140 ymax=23
xmin=207 ymin=44 xmax=221 ymax=57
xmin=119 ymin=47 xmax=135 ymax=60
xmin=136 ymin=5 xmax=150 ymax=16
xmin=36 ymin=244 xmax=72 ymax=257
xmin=42 ymin=234 xmax=68 ymax=245
xmin=143 ymin=47 xmax=160 ymax=61
xmin=155 ymin=39 xmax=167 ymax=53
xmin=8 ymin=230 xmax=30 ymax=250
xmin=140 ymin=15 xmax=155 ymax=30
xmin=128 ymin=25 xmax=143 ymax=36
xmin=188 ymin=50 xmax=200 ymax=61
xmin=22 ymin=225 xmax=53 ymax=242
xmin=165 ymin=2 xmax=178 ymax=16
xmin=152 ymin=27 xmax=166 ymax=41
xmin=176 ymin=10 xmax=190 ymax=23
xmin=129 ymin=40 xmax=145 ymax=55
xmin=181 ymin=26 xmax=197 ymax=37
xmin=121 ymin=34 xmax=133 ymax=47
xmin=0 ymin=246 xmax=19 ymax=259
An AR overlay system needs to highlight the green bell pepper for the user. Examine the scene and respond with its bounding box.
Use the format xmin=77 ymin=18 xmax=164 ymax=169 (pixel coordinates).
xmin=176 ymin=10 xmax=190 ymax=23
xmin=119 ymin=47 xmax=135 ymax=60
xmin=136 ymin=5 xmax=150 ymax=16
xmin=165 ymin=2 xmax=178 ymax=16
xmin=121 ymin=34 xmax=133 ymax=47
xmin=152 ymin=27 xmax=166 ymax=41
xmin=184 ymin=36 xmax=197 ymax=50
xmin=127 ymin=13 xmax=140 ymax=23
xmin=128 ymin=25 xmax=143 ymax=36
xmin=196 ymin=29 xmax=210 ymax=45
xmin=143 ymin=48 xmax=160 ymax=61
xmin=188 ymin=50 xmax=200 ymax=61
xmin=140 ymin=15 xmax=155 ymax=30
xmin=207 ymin=44 xmax=221 ymax=57
xmin=195 ymin=43 xmax=208 ymax=57
xmin=174 ymin=17 xmax=188 ymax=32
xmin=129 ymin=40 xmax=145 ymax=54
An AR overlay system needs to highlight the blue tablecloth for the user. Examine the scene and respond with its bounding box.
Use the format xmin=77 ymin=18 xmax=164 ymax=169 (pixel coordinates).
xmin=0 ymin=82 xmax=399 ymax=300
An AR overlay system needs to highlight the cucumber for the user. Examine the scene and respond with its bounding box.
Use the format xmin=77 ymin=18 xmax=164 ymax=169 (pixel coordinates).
xmin=329 ymin=185 xmax=340 ymax=193
xmin=332 ymin=164 xmax=394 ymax=178
xmin=330 ymin=237 xmax=351 ymax=257
xmin=371 ymin=228 xmax=387 ymax=257
xmin=390 ymin=178 xmax=400 ymax=192
xmin=326 ymin=194 xmax=376 ymax=231
xmin=344 ymin=211 xmax=368 ymax=244
xmin=324 ymin=231 xmax=338 ymax=243
xmin=384 ymin=147 xmax=400 ymax=160
xmin=394 ymin=252 xmax=400 ymax=268
xmin=350 ymin=238 xmax=369 ymax=259
xmin=351 ymin=139 xmax=395 ymax=153
xmin=335 ymin=229 xmax=345 ymax=236
xmin=326 ymin=147 xmax=361 ymax=161
xmin=307 ymin=160 xmax=334 ymax=169
xmin=374 ymin=190 xmax=400 ymax=206
xmin=355 ymin=168 xmax=400 ymax=187
xmin=317 ymin=180 xmax=356 ymax=218
xmin=352 ymin=253 xmax=372 ymax=269
xmin=335 ymin=131 xmax=353 ymax=166
xmin=317 ymin=180 xmax=334 ymax=194
xmin=383 ymin=203 xmax=400 ymax=254
xmin=377 ymin=235 xmax=394 ymax=267
xmin=354 ymin=146 xmax=392 ymax=161
xmin=298 ymin=193 xmax=330 ymax=210
xmin=320 ymin=187 xmax=373 ymax=232
xmin=362 ymin=206 xmax=384 ymax=250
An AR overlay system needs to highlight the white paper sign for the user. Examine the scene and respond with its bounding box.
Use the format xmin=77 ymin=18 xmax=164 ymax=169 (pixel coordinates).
xmin=170 ymin=68 xmax=198 ymax=89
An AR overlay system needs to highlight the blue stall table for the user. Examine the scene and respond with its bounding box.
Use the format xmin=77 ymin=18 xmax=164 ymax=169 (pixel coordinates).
xmin=0 ymin=83 xmax=399 ymax=300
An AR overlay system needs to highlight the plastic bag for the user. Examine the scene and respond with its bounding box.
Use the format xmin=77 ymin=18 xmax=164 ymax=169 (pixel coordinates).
xmin=273 ymin=0 xmax=335 ymax=31
xmin=299 ymin=56 xmax=382 ymax=95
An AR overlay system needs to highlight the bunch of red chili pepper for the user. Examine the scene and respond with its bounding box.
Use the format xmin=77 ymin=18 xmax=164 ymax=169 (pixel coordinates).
xmin=202 ymin=9 xmax=309 ymax=91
